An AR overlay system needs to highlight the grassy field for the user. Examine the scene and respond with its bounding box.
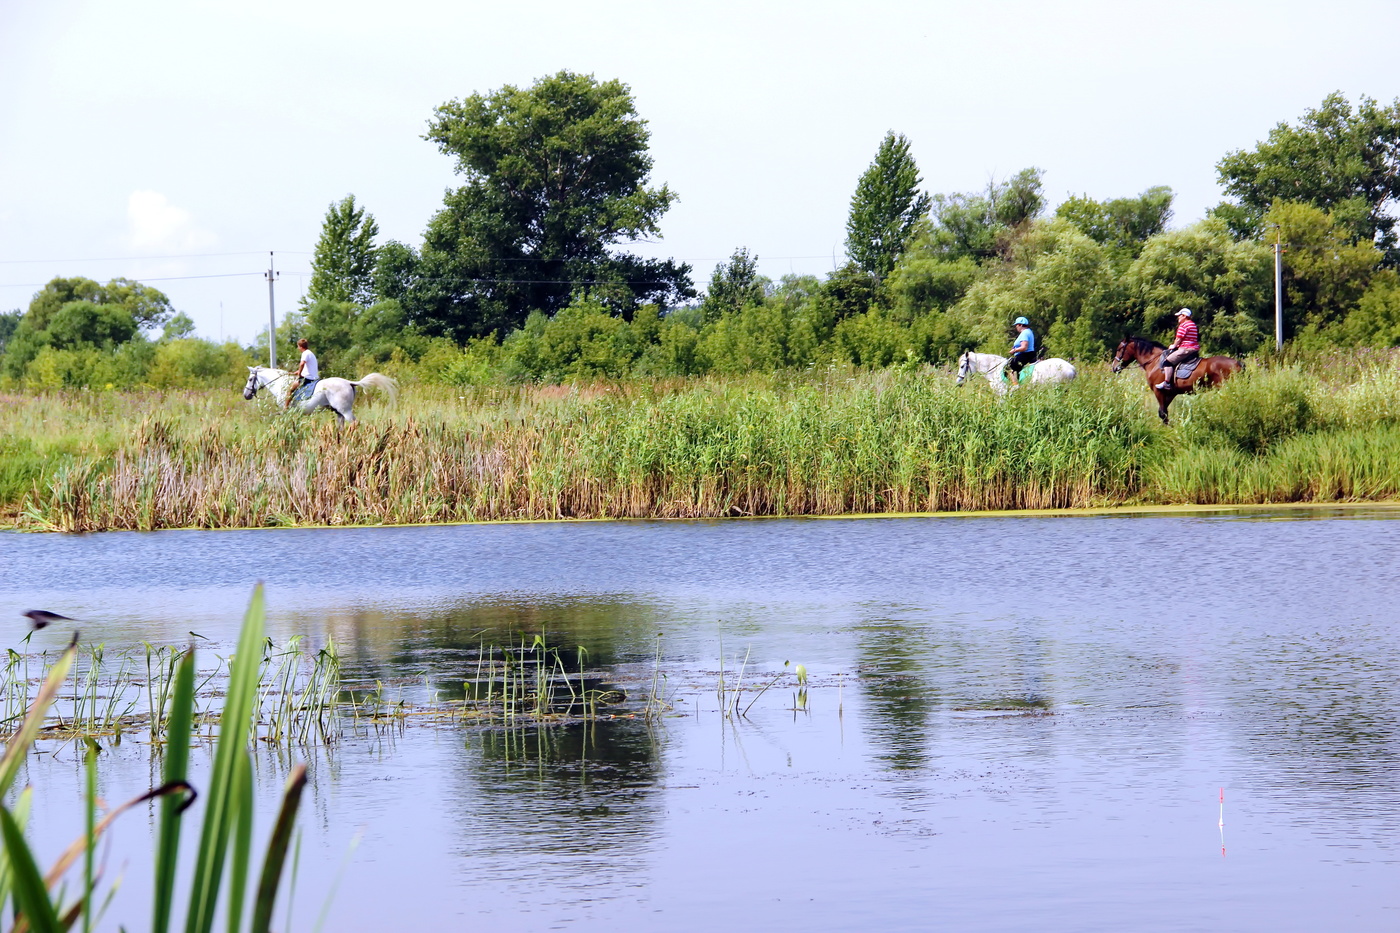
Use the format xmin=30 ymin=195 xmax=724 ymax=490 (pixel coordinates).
xmin=2 ymin=355 xmax=1399 ymax=532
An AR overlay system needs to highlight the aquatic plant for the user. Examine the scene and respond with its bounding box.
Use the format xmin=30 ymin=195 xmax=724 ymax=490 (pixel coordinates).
xmin=0 ymin=634 xmax=343 ymax=748
xmin=0 ymin=586 xmax=308 ymax=933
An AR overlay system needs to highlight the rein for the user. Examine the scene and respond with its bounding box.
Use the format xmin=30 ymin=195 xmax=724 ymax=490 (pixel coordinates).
xmin=249 ymin=369 xmax=294 ymax=412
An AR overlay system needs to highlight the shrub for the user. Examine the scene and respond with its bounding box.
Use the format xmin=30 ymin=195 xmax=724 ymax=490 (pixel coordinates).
xmin=1179 ymin=367 xmax=1318 ymax=453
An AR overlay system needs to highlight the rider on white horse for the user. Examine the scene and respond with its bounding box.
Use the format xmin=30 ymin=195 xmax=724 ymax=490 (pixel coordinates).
xmin=288 ymin=338 xmax=319 ymax=408
xmin=1006 ymin=316 xmax=1036 ymax=389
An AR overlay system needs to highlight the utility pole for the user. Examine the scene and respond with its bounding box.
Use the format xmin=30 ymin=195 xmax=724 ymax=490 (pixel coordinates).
xmin=265 ymin=252 xmax=280 ymax=369
xmin=1273 ymin=228 xmax=1284 ymax=354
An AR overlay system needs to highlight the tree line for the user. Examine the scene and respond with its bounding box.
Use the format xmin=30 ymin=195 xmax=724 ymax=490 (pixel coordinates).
xmin=4 ymin=77 xmax=1400 ymax=389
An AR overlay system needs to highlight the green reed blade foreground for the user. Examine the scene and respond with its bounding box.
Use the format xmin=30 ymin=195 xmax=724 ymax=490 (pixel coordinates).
xmin=0 ymin=587 xmax=310 ymax=933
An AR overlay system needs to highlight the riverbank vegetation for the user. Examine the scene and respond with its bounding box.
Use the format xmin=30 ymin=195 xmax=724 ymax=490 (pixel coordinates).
xmin=2 ymin=354 xmax=1398 ymax=532
xmin=3 ymin=85 xmax=1400 ymax=528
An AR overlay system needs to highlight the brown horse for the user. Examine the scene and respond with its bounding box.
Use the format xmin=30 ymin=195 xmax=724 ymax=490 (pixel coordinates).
xmin=1110 ymin=336 xmax=1244 ymax=424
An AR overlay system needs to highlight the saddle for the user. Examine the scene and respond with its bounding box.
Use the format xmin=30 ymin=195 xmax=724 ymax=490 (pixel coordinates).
xmin=1173 ymin=357 xmax=1201 ymax=381
xmin=291 ymin=378 xmax=319 ymax=403
xmin=1002 ymin=362 xmax=1035 ymax=385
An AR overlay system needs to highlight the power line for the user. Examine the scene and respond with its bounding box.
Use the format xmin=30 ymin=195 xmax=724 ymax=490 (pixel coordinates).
xmin=0 ymin=272 xmax=285 ymax=288
xmin=0 ymin=250 xmax=839 ymax=267
xmin=0 ymin=250 xmax=313 ymax=265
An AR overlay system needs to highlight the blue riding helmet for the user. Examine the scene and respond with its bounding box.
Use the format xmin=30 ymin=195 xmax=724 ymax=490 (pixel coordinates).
xmin=1014 ymin=316 xmax=1030 ymax=326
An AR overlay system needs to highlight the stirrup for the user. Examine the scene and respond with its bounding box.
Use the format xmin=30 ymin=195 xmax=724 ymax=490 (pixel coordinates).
xmin=1154 ymin=381 xmax=1171 ymax=390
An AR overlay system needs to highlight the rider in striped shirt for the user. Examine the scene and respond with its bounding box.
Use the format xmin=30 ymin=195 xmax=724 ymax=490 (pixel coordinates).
xmin=1156 ymin=308 xmax=1200 ymax=390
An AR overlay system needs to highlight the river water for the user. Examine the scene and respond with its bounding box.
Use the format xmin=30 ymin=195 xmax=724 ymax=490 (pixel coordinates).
xmin=2 ymin=510 xmax=1398 ymax=932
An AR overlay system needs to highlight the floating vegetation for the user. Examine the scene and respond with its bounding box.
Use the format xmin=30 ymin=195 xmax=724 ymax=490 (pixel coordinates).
xmin=0 ymin=631 xmax=641 ymax=752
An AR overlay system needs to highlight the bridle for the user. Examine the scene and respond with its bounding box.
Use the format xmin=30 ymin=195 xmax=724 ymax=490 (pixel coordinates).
xmin=243 ymin=367 xmax=292 ymax=409
xmin=1110 ymin=342 xmax=1133 ymax=374
xmin=957 ymin=351 xmax=1005 ymax=385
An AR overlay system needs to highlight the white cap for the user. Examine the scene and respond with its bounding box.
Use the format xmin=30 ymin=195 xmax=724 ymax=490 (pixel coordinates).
xmin=1176 ymin=307 xmax=1192 ymax=318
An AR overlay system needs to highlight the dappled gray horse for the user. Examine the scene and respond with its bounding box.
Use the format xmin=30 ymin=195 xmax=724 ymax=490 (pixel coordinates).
xmin=241 ymin=366 xmax=397 ymax=424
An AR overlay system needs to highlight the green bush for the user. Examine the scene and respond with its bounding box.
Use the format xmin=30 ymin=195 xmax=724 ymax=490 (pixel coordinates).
xmin=147 ymin=340 xmax=252 ymax=389
xmin=1179 ymin=367 xmax=1318 ymax=453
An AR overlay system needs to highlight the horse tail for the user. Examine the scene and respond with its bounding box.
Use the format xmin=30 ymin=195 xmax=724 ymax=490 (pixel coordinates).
xmin=352 ymin=372 xmax=399 ymax=405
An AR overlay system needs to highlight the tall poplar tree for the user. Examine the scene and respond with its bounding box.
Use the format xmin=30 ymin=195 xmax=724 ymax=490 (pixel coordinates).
xmin=305 ymin=195 xmax=379 ymax=307
xmin=845 ymin=132 xmax=932 ymax=279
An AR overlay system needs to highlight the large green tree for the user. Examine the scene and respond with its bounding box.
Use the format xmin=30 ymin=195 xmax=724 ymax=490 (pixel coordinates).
xmin=389 ymin=71 xmax=693 ymax=340
xmin=1056 ymin=186 xmax=1173 ymax=257
xmin=702 ymin=248 xmax=768 ymax=322
xmin=1122 ymin=218 xmax=1272 ymax=353
xmin=1216 ymin=92 xmax=1400 ymax=261
xmin=845 ymin=132 xmax=931 ymax=278
xmin=2 ymin=277 xmax=172 ymax=378
xmin=1262 ymin=200 xmax=1381 ymax=335
xmin=925 ymin=168 xmax=1045 ymax=261
xmin=305 ymin=195 xmax=379 ymax=307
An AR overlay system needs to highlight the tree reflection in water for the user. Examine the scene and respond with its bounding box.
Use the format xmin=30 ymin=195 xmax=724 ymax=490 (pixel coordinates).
xmin=454 ymin=718 xmax=666 ymax=896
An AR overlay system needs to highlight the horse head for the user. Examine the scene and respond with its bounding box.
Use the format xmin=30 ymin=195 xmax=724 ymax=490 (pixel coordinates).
xmin=242 ymin=366 xmax=261 ymax=400
xmin=956 ymin=351 xmax=971 ymax=385
xmin=1110 ymin=338 xmax=1136 ymax=373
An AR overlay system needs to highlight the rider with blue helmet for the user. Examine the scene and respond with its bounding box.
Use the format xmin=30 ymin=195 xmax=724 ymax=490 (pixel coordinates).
xmin=1007 ymin=316 xmax=1036 ymax=387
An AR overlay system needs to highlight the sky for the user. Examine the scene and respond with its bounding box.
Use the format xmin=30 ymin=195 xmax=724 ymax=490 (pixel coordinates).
xmin=2 ymin=0 xmax=1399 ymax=343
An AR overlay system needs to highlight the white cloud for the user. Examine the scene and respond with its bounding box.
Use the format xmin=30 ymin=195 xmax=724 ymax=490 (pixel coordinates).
xmin=123 ymin=190 xmax=217 ymax=252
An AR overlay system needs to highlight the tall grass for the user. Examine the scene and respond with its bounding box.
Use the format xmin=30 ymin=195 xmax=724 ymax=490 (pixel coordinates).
xmin=0 ymin=588 xmax=308 ymax=933
xmin=3 ymin=357 xmax=1399 ymax=532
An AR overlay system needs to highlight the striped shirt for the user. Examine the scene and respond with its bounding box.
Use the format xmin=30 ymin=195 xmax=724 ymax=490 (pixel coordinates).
xmin=1174 ymin=319 xmax=1199 ymax=350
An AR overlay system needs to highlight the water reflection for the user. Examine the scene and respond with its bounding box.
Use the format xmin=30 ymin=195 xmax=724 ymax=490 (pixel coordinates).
xmin=455 ymin=719 xmax=665 ymax=896
xmin=5 ymin=513 xmax=1400 ymax=930
xmin=312 ymin=596 xmax=666 ymax=689
xmin=854 ymin=620 xmax=939 ymax=771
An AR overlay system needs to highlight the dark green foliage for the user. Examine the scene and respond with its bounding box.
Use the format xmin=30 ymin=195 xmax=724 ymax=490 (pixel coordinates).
xmin=1056 ymin=186 xmax=1173 ymax=256
xmin=702 ymin=248 xmax=768 ymax=322
xmin=845 ymin=132 xmax=931 ymax=278
xmin=306 ymin=195 xmax=380 ymax=307
xmin=0 ymin=310 xmax=19 ymax=355
xmin=392 ymin=71 xmax=693 ymax=339
xmin=816 ymin=262 xmax=879 ymax=323
xmin=1216 ymin=92 xmax=1400 ymax=261
xmin=925 ymin=168 xmax=1045 ymax=261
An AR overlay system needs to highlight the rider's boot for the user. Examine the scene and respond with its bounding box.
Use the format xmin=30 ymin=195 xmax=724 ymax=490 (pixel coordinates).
xmin=1155 ymin=368 xmax=1173 ymax=391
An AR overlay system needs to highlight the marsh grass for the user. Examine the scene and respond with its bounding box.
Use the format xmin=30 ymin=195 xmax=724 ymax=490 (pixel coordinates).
xmin=0 ymin=635 xmax=343 ymax=748
xmin=3 ymin=357 xmax=1400 ymax=531
xmin=1 ymin=629 xmax=635 ymax=753
xmin=0 ymin=588 xmax=308 ymax=933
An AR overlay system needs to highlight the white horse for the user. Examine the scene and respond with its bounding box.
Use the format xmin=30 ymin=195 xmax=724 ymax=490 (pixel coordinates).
xmin=242 ymin=366 xmax=398 ymax=424
xmin=956 ymin=351 xmax=1077 ymax=396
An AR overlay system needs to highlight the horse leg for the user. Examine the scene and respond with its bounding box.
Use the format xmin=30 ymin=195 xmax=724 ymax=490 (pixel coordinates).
xmin=1154 ymin=389 xmax=1171 ymax=425
xmin=333 ymin=392 xmax=355 ymax=426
